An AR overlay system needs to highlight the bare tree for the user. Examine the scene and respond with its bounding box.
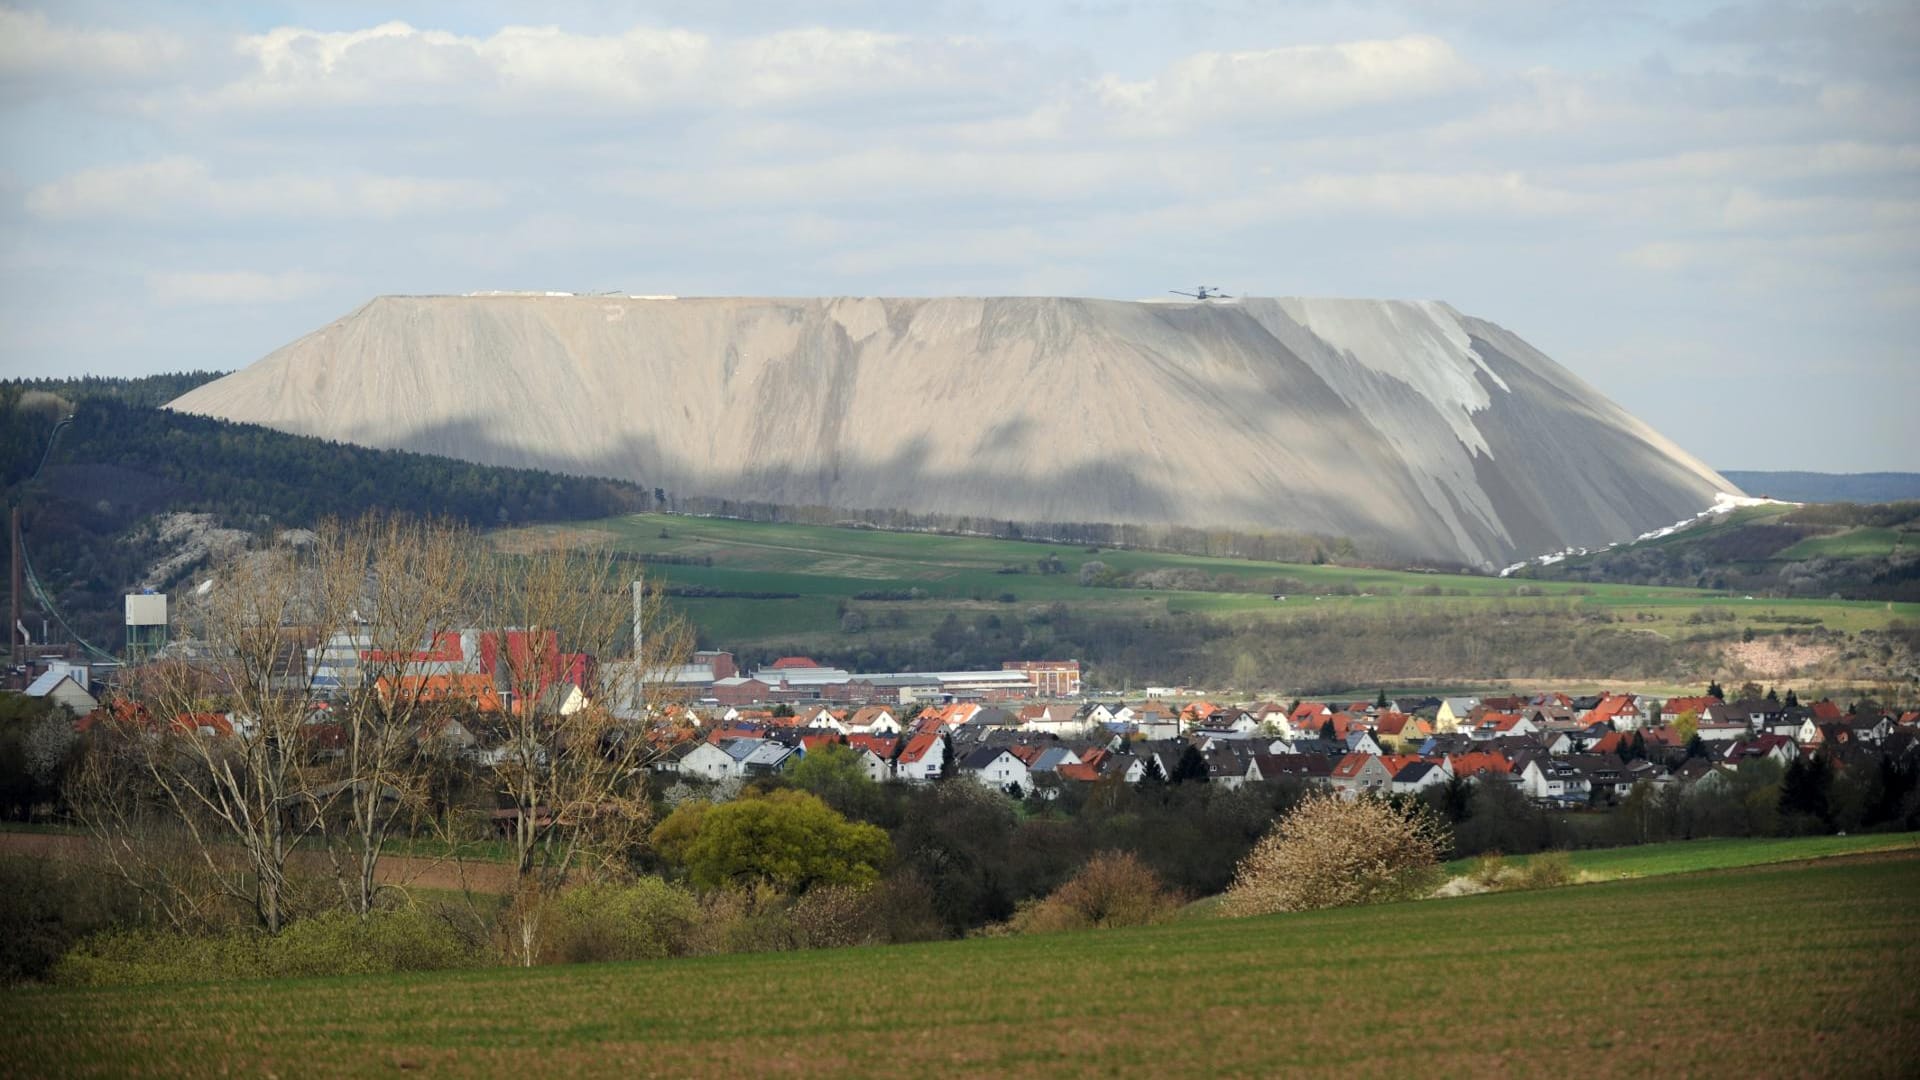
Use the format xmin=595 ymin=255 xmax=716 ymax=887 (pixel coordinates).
xmin=309 ymin=515 xmax=478 ymax=916
xmin=98 ymin=540 xmax=350 ymax=933
xmin=474 ymin=545 xmax=693 ymax=965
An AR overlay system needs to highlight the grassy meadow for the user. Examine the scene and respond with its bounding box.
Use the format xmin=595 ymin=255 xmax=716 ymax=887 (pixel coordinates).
xmin=496 ymin=513 xmax=1918 ymax=664
xmin=1442 ymin=830 xmax=1920 ymax=879
xmin=6 ymin=851 xmax=1916 ymax=1078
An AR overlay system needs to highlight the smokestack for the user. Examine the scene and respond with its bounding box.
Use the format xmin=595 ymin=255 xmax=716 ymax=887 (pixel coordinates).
xmin=641 ymin=576 xmax=656 ymax=661
xmin=631 ymin=577 xmax=644 ymax=715
xmin=9 ymin=507 xmax=20 ymax=662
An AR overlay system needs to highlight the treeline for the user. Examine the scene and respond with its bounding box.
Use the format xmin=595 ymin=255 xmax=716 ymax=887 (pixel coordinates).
xmin=4 ymin=372 xmax=225 ymax=409
xmin=734 ymin=603 xmax=1713 ymax=693
xmin=44 ymin=399 xmax=651 ymax=526
xmin=660 ymin=494 xmax=1407 ymax=569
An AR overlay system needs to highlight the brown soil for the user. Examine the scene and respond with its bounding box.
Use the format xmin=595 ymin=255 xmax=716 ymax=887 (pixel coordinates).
xmin=0 ymin=830 xmax=514 ymax=894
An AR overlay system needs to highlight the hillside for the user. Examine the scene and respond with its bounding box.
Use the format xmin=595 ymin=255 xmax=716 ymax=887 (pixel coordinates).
xmin=1515 ymin=499 xmax=1920 ymax=602
xmin=6 ymin=853 xmax=1915 ymax=1077
xmin=170 ymin=295 xmax=1736 ymax=570
xmin=0 ymin=383 xmax=649 ymax=655
xmin=499 ymin=514 xmax=1920 ymax=690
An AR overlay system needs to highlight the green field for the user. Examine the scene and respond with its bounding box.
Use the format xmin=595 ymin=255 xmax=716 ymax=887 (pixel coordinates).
xmin=1779 ymin=526 xmax=1909 ymax=560
xmin=504 ymin=513 xmax=1918 ymax=653
xmin=1444 ymin=831 xmax=1920 ymax=878
xmin=7 ymin=853 xmax=1916 ymax=1077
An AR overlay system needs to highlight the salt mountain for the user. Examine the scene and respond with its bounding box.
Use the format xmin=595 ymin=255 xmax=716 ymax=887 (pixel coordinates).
xmin=169 ymin=295 xmax=1735 ymax=569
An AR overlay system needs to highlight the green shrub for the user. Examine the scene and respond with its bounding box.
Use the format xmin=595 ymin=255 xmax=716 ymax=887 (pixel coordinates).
xmin=1006 ymin=852 xmax=1182 ymax=934
xmin=1469 ymin=853 xmax=1508 ymax=889
xmin=53 ymin=927 xmax=270 ymax=987
xmin=269 ymin=907 xmax=476 ymax=977
xmin=1513 ymin=851 xmax=1574 ymax=890
xmin=53 ymin=906 xmax=477 ymax=987
xmin=541 ymin=878 xmax=702 ymax=964
xmin=0 ymin=857 xmax=144 ymax=984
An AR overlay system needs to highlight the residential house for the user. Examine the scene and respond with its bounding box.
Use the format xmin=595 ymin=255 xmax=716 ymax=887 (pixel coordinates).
xmin=847 ymin=706 xmax=902 ymax=735
xmin=1469 ymin=712 xmax=1538 ymax=742
xmin=1724 ymin=734 xmax=1797 ymax=768
xmin=961 ymin=746 xmax=1032 ymax=791
xmin=1016 ymin=703 xmax=1087 ymax=737
xmin=1195 ymin=712 xmax=1263 ymax=740
xmin=1585 ymin=694 xmax=1645 ymax=731
xmin=1249 ymin=702 xmax=1295 ymax=738
xmin=1661 ymin=696 xmax=1720 ymax=725
xmin=1344 ymin=730 xmax=1384 ymax=756
xmin=678 ymin=740 xmax=739 ymax=781
xmin=1374 ymin=712 xmax=1430 ymax=752
xmin=799 ymin=706 xmax=849 ymax=734
xmin=1330 ymin=753 xmax=1394 ymax=799
xmin=1515 ymin=756 xmax=1591 ymax=803
xmin=1434 ymin=697 xmax=1480 ymax=734
xmin=1204 ymin=748 xmax=1257 ymax=789
xmin=1727 ymin=698 xmax=1785 ymax=732
xmin=1250 ymin=753 xmax=1333 ymax=788
xmin=895 ymin=732 xmax=949 ymax=782
xmin=1390 ymin=760 xmax=1449 ymax=796
xmin=1448 ymin=751 xmax=1514 ymax=785
xmin=23 ymin=666 xmax=96 ymax=714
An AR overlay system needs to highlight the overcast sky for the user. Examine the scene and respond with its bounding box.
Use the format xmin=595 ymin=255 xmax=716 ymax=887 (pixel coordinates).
xmin=1 ymin=1 xmax=1914 ymax=472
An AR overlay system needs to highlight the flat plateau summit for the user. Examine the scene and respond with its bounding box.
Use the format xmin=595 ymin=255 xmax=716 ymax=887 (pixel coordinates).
xmin=170 ymin=294 xmax=1735 ymax=568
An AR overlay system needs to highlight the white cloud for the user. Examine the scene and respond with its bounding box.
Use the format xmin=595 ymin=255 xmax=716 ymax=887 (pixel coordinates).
xmin=147 ymin=269 xmax=338 ymax=306
xmin=1093 ymin=35 xmax=1478 ymax=131
xmin=0 ymin=6 xmax=187 ymax=80
xmin=176 ymin=20 xmax=1031 ymax=113
xmin=24 ymin=157 xmax=506 ymax=222
xmin=603 ymin=146 xmax=1167 ymax=207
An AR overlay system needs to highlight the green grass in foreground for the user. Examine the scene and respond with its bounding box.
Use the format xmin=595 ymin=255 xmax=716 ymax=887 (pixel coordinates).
xmin=1443 ymin=831 xmax=1920 ymax=878
xmin=7 ymin=853 xmax=1916 ymax=1078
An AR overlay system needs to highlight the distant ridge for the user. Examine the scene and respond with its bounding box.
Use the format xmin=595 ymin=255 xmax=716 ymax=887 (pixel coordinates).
xmin=169 ymin=294 xmax=1736 ymax=568
xmin=1719 ymin=471 xmax=1920 ymax=504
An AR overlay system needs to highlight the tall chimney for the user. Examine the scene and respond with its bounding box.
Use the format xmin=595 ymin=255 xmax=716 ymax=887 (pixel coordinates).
xmin=9 ymin=507 xmax=21 ymax=663
xmin=631 ymin=577 xmax=644 ymax=715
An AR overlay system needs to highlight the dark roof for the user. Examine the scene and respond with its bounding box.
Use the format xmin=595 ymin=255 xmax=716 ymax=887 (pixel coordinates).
xmin=959 ymin=745 xmax=1017 ymax=770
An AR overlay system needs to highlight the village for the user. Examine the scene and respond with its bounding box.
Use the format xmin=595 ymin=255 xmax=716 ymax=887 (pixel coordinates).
xmin=645 ymin=656 xmax=1918 ymax=808
xmin=24 ymin=629 xmax=1916 ymax=817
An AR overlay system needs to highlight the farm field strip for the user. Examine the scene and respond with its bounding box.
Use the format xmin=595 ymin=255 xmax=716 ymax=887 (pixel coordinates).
xmin=7 ymin=854 xmax=1916 ymax=1078
xmin=497 ymin=514 xmax=1920 ymax=648
xmin=1442 ymin=831 xmax=1920 ymax=878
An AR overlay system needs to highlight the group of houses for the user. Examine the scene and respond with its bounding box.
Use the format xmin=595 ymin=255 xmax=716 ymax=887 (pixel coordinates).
xmin=651 ymin=690 xmax=1920 ymax=805
xmin=22 ymin=626 xmax=1918 ymax=813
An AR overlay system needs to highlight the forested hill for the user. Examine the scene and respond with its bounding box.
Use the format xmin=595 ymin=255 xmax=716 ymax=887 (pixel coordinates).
xmin=2 ymin=377 xmax=651 ymax=652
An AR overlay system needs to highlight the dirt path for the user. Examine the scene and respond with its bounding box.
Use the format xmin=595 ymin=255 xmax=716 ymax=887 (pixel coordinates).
xmin=0 ymin=830 xmax=515 ymax=894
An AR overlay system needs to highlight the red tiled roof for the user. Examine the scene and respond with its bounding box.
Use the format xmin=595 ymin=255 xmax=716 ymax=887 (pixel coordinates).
xmin=897 ymin=732 xmax=944 ymax=764
xmin=1449 ymin=751 xmax=1511 ymax=777
xmin=846 ymin=734 xmax=897 ymax=758
xmin=1331 ymin=752 xmax=1377 ymax=779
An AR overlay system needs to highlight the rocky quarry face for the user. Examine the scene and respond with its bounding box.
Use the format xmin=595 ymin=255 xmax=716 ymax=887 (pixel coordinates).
xmin=168 ymin=294 xmax=1735 ymax=569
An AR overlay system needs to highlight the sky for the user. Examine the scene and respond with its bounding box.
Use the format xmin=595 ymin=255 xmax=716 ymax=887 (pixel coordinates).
xmin=0 ymin=0 xmax=1914 ymax=472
